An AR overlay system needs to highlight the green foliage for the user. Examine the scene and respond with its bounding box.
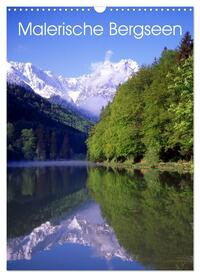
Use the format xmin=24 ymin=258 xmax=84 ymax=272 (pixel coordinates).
xmin=87 ymin=66 xmax=153 ymax=162
xmin=87 ymin=33 xmax=193 ymax=163
xmin=166 ymin=56 xmax=193 ymax=158
xmin=7 ymin=122 xmax=15 ymax=158
xmin=87 ymin=167 xmax=193 ymax=269
xmin=21 ymin=129 xmax=36 ymax=160
xmin=176 ymin=32 xmax=193 ymax=63
xmin=7 ymin=83 xmax=93 ymax=160
xmin=142 ymin=49 xmax=177 ymax=163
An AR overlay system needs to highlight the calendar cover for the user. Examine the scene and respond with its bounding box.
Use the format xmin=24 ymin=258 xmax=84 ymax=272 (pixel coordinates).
xmin=7 ymin=6 xmax=193 ymax=270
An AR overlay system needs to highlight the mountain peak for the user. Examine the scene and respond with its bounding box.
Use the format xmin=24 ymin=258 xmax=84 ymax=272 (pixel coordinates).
xmin=7 ymin=58 xmax=139 ymax=117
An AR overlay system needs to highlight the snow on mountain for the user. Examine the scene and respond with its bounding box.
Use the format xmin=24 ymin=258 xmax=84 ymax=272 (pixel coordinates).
xmin=7 ymin=61 xmax=73 ymax=103
xmin=7 ymin=204 xmax=133 ymax=262
xmin=75 ymin=59 xmax=138 ymax=116
xmin=7 ymin=62 xmax=33 ymax=90
xmin=7 ymin=56 xmax=139 ymax=117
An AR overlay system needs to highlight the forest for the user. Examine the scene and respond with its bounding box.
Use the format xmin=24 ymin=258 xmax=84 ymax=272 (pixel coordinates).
xmin=7 ymin=84 xmax=93 ymax=161
xmin=87 ymin=32 xmax=193 ymax=165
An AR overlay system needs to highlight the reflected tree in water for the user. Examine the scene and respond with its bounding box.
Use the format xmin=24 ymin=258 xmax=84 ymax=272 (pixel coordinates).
xmin=87 ymin=168 xmax=193 ymax=270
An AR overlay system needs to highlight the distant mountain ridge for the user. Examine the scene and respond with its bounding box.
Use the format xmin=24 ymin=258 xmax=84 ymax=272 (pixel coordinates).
xmin=7 ymin=58 xmax=138 ymax=118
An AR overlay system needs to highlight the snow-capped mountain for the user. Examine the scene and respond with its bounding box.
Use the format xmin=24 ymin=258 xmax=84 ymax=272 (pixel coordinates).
xmin=7 ymin=61 xmax=73 ymax=103
xmin=7 ymin=203 xmax=133 ymax=262
xmin=7 ymin=58 xmax=138 ymax=117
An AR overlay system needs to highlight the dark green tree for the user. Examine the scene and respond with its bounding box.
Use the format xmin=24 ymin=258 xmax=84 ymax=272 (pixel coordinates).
xmin=50 ymin=130 xmax=58 ymax=160
xmin=60 ymin=134 xmax=70 ymax=159
xmin=7 ymin=122 xmax=15 ymax=159
xmin=7 ymin=122 xmax=15 ymax=144
xmin=21 ymin=129 xmax=36 ymax=160
xmin=35 ymin=128 xmax=47 ymax=160
xmin=177 ymin=32 xmax=193 ymax=63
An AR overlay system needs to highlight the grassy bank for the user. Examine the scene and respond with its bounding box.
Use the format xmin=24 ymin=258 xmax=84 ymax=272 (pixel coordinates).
xmin=96 ymin=160 xmax=193 ymax=173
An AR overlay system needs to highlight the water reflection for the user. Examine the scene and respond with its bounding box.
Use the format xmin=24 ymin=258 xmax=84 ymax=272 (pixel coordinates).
xmin=7 ymin=163 xmax=89 ymax=238
xmin=87 ymin=168 xmax=193 ymax=270
xmin=8 ymin=202 xmax=133 ymax=263
xmin=7 ymin=163 xmax=193 ymax=270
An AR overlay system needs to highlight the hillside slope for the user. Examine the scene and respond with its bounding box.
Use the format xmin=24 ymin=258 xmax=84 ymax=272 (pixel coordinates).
xmin=7 ymin=83 xmax=93 ymax=161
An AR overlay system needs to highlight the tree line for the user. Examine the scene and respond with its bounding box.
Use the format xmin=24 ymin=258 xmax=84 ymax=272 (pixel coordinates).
xmin=7 ymin=84 xmax=92 ymax=160
xmin=87 ymin=32 xmax=193 ymax=164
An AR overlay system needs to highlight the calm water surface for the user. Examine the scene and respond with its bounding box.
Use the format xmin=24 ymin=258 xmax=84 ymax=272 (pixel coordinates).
xmin=7 ymin=161 xmax=193 ymax=270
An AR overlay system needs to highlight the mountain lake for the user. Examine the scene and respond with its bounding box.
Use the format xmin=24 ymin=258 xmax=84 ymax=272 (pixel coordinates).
xmin=7 ymin=161 xmax=193 ymax=270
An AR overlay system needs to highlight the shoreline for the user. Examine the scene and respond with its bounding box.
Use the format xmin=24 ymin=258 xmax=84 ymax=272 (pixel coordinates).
xmin=7 ymin=159 xmax=193 ymax=173
xmin=95 ymin=160 xmax=193 ymax=173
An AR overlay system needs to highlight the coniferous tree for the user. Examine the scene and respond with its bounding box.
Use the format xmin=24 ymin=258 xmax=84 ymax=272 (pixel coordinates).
xmin=177 ymin=32 xmax=193 ymax=62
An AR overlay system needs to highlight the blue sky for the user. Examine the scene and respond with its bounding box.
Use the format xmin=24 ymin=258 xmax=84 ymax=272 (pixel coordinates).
xmin=7 ymin=7 xmax=193 ymax=77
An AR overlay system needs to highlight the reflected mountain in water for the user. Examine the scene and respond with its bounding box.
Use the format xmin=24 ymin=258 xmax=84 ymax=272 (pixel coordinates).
xmin=7 ymin=203 xmax=132 ymax=263
xmin=7 ymin=163 xmax=90 ymax=238
xmin=7 ymin=162 xmax=193 ymax=270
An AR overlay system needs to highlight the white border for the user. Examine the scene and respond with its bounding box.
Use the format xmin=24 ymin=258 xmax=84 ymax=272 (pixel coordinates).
xmin=0 ymin=0 xmax=199 ymax=276
xmin=0 ymin=0 xmax=198 ymax=7
xmin=5 ymin=7 xmax=194 ymax=11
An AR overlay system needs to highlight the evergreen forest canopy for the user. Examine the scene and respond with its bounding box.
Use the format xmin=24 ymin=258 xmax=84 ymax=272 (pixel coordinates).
xmin=7 ymin=84 xmax=93 ymax=161
xmin=87 ymin=32 xmax=193 ymax=164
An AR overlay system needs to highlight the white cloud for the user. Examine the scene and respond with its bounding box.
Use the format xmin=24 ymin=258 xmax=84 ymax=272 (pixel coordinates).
xmin=83 ymin=52 xmax=139 ymax=116
xmin=90 ymin=50 xmax=113 ymax=72
xmin=104 ymin=50 xmax=113 ymax=61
